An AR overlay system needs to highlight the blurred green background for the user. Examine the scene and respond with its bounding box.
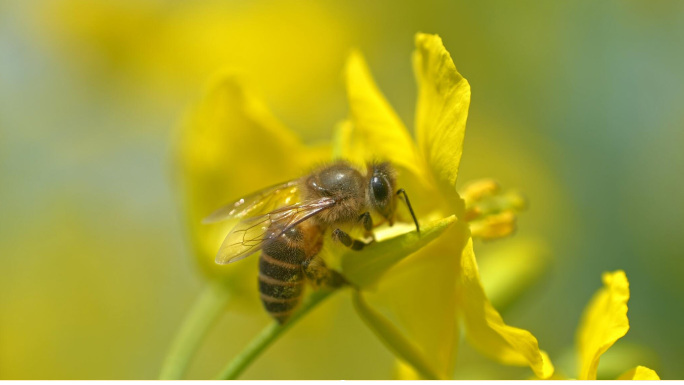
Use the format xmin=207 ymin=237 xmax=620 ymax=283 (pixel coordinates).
xmin=1 ymin=0 xmax=683 ymax=379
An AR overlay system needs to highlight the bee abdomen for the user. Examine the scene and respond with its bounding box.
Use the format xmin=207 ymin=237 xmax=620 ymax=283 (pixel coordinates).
xmin=259 ymin=292 xmax=302 ymax=323
xmin=259 ymin=253 xmax=302 ymax=279
xmin=258 ymin=272 xmax=303 ymax=299
xmin=258 ymin=244 xmax=305 ymax=323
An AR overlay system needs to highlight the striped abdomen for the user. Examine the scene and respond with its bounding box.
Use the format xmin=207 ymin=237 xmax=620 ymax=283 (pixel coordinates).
xmin=258 ymin=222 xmax=323 ymax=323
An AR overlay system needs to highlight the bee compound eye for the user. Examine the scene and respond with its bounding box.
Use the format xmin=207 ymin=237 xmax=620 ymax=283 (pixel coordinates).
xmin=371 ymin=175 xmax=389 ymax=201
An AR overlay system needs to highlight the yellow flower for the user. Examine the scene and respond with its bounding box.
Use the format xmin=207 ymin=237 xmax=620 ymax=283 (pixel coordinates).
xmin=534 ymin=270 xmax=659 ymax=380
xmin=335 ymin=33 xmax=553 ymax=379
xmin=175 ymin=32 xmax=553 ymax=380
xmin=576 ymin=271 xmax=659 ymax=380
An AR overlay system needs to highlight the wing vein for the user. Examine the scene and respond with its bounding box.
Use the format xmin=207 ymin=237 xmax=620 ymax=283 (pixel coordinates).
xmin=214 ymin=197 xmax=336 ymax=264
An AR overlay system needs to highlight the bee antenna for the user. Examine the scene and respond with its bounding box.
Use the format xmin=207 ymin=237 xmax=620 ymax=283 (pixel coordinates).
xmin=396 ymin=188 xmax=420 ymax=233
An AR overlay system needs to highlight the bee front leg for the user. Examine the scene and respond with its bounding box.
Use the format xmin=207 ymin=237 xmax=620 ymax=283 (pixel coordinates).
xmin=358 ymin=212 xmax=376 ymax=241
xmin=332 ymin=228 xmax=374 ymax=251
xmin=302 ymin=256 xmax=347 ymax=288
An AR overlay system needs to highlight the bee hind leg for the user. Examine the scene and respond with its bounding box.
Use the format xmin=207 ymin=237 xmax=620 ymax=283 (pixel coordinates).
xmin=302 ymin=256 xmax=347 ymax=288
xmin=332 ymin=228 xmax=374 ymax=251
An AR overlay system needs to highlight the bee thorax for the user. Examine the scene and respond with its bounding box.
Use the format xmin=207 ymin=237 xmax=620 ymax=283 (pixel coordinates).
xmin=302 ymin=162 xmax=367 ymax=225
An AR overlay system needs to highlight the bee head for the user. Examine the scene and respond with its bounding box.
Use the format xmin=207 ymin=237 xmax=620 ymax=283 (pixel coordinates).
xmin=368 ymin=162 xmax=397 ymax=225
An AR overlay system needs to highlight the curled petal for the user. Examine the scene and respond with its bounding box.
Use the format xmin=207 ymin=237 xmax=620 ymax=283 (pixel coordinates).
xmin=343 ymin=50 xmax=426 ymax=181
xmin=577 ymin=270 xmax=630 ymax=380
xmin=617 ymin=366 xmax=661 ymax=380
xmin=413 ymin=33 xmax=470 ymax=194
xmin=457 ymin=237 xmax=554 ymax=379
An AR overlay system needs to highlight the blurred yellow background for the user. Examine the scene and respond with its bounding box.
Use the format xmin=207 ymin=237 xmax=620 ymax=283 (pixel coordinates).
xmin=1 ymin=0 xmax=683 ymax=379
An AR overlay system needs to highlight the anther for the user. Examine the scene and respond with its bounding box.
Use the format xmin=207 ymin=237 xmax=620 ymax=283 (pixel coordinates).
xmin=460 ymin=179 xmax=528 ymax=241
xmin=469 ymin=211 xmax=517 ymax=240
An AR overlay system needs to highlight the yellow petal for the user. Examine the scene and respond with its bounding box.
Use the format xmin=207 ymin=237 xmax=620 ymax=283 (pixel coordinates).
xmin=343 ymin=50 xmax=426 ymax=180
xmin=617 ymin=366 xmax=661 ymax=380
xmin=413 ymin=33 xmax=471 ymax=194
xmin=529 ymin=370 xmax=569 ymax=380
xmin=340 ymin=215 xmax=456 ymax=288
xmin=352 ymin=290 xmax=443 ymax=380
xmin=365 ymin=222 xmax=468 ymax=378
xmin=175 ymin=72 xmax=328 ymax=283
xmin=457 ymin=237 xmax=554 ymax=379
xmin=577 ymin=270 xmax=630 ymax=380
xmin=394 ymin=360 xmax=422 ymax=380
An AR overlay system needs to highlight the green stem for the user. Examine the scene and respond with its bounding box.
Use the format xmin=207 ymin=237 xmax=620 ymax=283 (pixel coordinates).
xmin=352 ymin=290 xmax=443 ymax=380
xmin=214 ymin=288 xmax=336 ymax=380
xmin=159 ymin=283 xmax=231 ymax=380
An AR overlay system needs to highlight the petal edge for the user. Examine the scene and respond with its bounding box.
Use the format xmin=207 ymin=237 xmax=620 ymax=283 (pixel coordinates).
xmin=457 ymin=237 xmax=554 ymax=378
xmin=577 ymin=270 xmax=630 ymax=380
xmin=344 ymin=50 xmax=425 ymax=180
xmin=617 ymin=366 xmax=661 ymax=381
xmin=413 ymin=33 xmax=471 ymax=194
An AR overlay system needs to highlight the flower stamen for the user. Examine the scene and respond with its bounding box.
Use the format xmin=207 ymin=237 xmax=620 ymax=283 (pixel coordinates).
xmin=461 ymin=179 xmax=527 ymax=240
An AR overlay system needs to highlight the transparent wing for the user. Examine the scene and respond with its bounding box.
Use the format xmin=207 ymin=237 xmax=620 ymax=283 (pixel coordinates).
xmin=215 ymin=197 xmax=336 ymax=264
xmin=202 ymin=180 xmax=300 ymax=224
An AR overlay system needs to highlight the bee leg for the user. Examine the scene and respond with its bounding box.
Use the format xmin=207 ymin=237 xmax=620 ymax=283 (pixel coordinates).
xmin=332 ymin=228 xmax=373 ymax=251
xmin=302 ymin=256 xmax=347 ymax=288
xmin=358 ymin=212 xmax=376 ymax=241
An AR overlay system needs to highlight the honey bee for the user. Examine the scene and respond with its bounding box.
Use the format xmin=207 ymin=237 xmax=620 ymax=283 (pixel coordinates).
xmin=203 ymin=160 xmax=419 ymax=323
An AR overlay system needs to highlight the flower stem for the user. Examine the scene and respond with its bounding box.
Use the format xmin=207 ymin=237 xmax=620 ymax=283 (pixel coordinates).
xmin=352 ymin=290 xmax=443 ymax=380
xmin=214 ymin=288 xmax=336 ymax=380
xmin=159 ymin=283 xmax=230 ymax=380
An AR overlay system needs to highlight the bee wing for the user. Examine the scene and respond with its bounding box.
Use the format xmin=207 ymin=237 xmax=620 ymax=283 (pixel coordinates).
xmin=202 ymin=180 xmax=300 ymax=224
xmin=215 ymin=197 xmax=336 ymax=264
